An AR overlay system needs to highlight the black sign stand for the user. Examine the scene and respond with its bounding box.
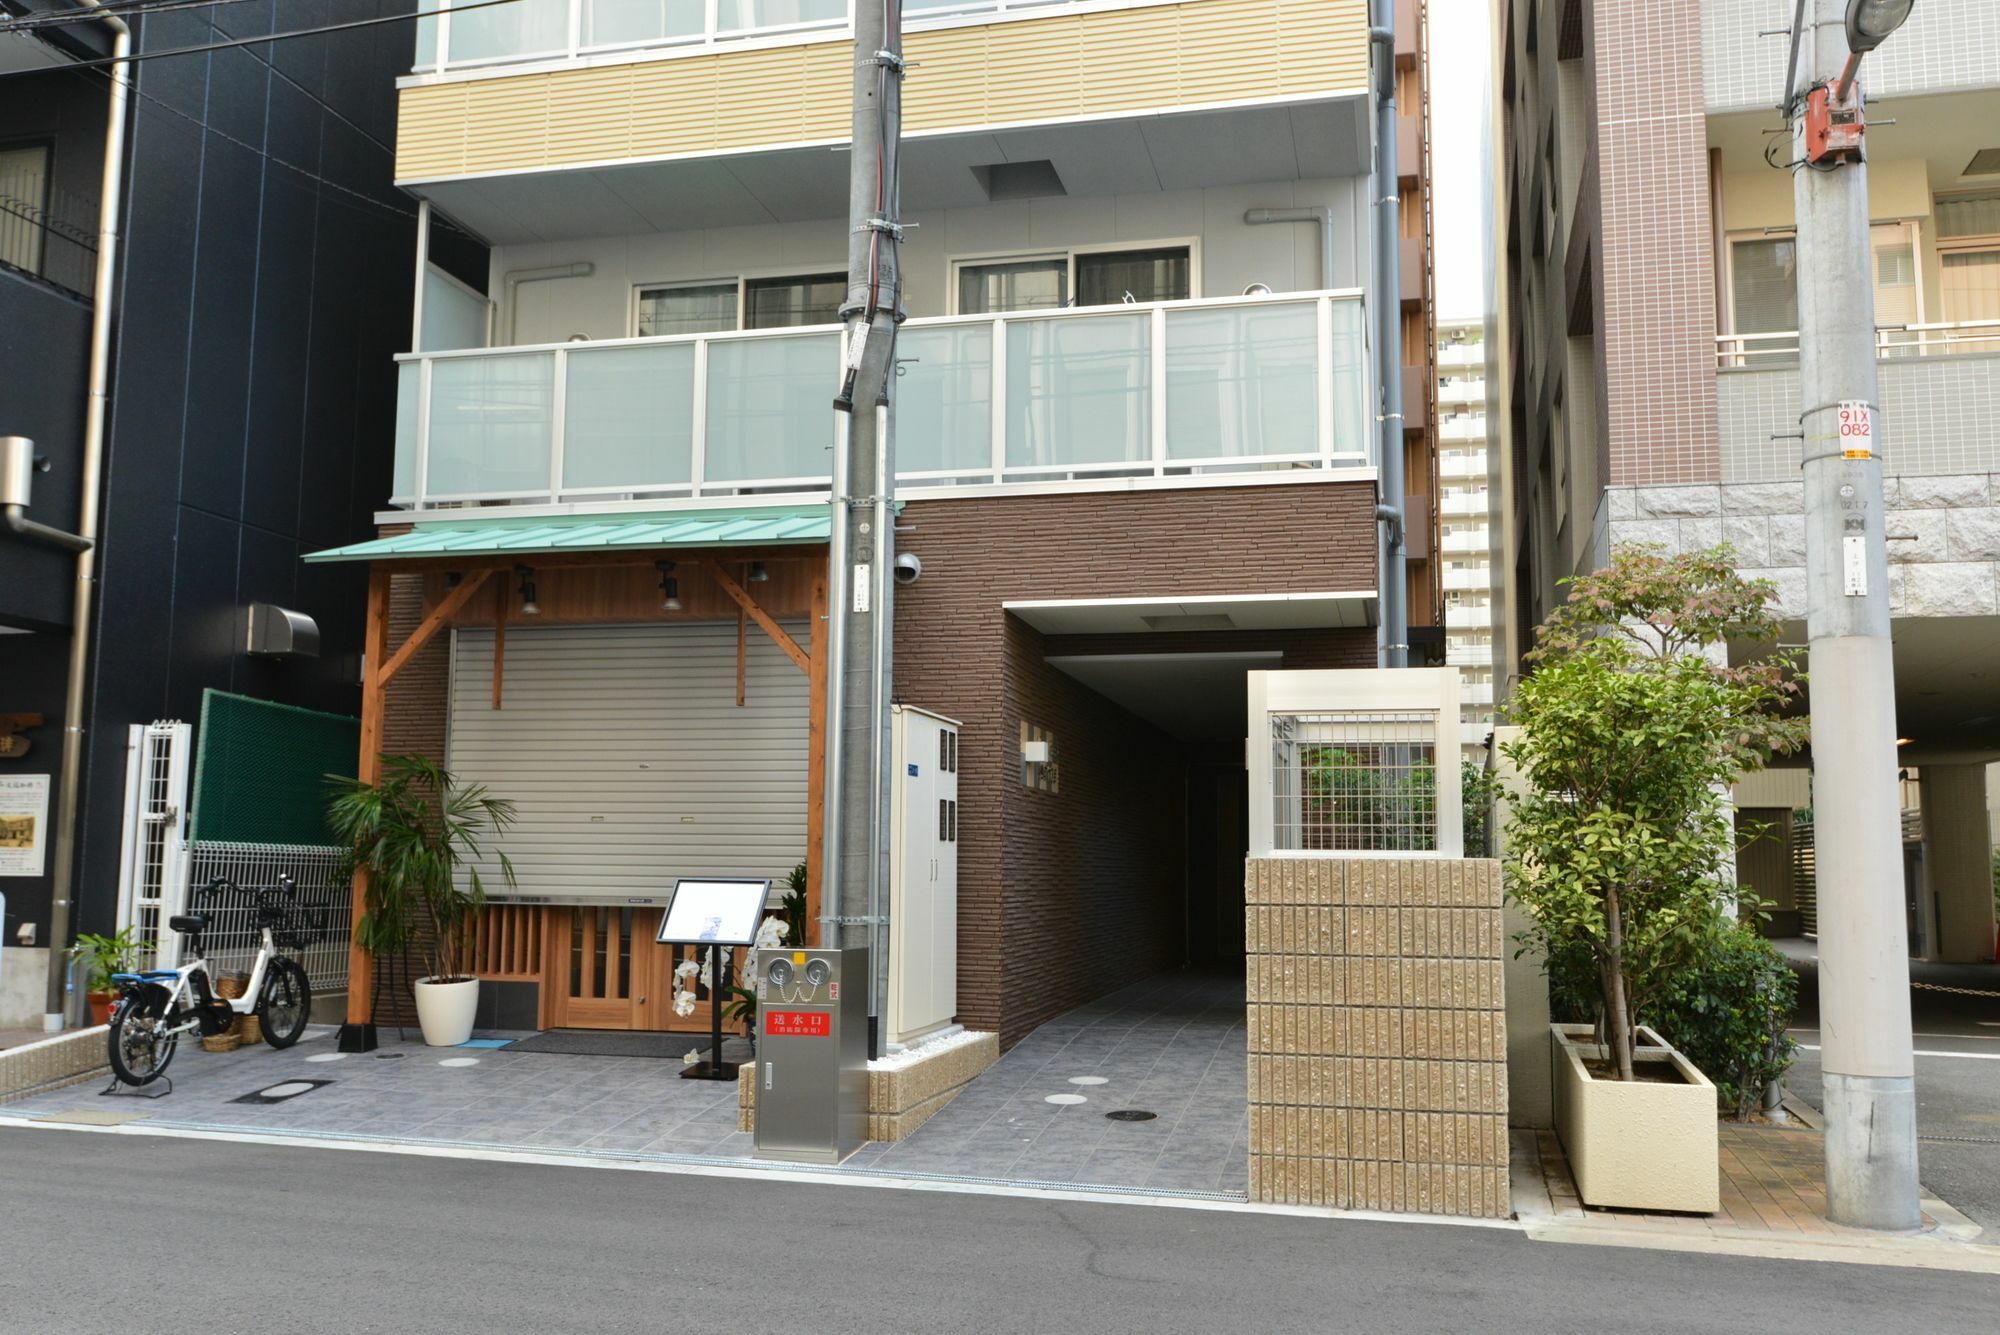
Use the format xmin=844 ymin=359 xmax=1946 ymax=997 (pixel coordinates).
xmin=681 ymin=942 xmax=738 ymax=1082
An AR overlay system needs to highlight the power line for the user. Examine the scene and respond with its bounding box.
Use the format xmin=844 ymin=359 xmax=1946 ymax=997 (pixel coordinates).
xmin=0 ymin=0 xmax=526 ymax=77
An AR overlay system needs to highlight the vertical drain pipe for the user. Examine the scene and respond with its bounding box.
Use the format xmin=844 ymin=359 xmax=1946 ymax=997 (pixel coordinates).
xmin=1369 ymin=3 xmax=1408 ymax=669
xmin=43 ymin=0 xmax=130 ymax=1029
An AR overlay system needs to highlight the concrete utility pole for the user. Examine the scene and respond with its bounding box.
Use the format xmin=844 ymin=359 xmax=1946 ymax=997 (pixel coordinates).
xmin=1788 ymin=0 xmax=1920 ymax=1231
xmin=823 ymin=0 xmax=904 ymax=1057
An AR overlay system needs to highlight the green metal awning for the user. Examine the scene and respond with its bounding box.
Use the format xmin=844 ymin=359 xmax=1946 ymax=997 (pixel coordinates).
xmin=303 ymin=505 xmax=833 ymax=564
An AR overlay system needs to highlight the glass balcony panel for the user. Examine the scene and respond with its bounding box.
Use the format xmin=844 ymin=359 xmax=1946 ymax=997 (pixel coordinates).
xmin=894 ymin=324 xmax=993 ymax=475
xmin=704 ymin=333 xmax=838 ymax=482
xmin=393 ymin=362 xmax=419 ymax=500
xmin=427 ymin=353 xmax=555 ymax=496
xmin=1164 ymin=303 xmax=1317 ymax=460
xmin=447 ymin=0 xmax=569 ymax=62
xmin=584 ymin=0 xmax=705 ymax=46
xmin=1329 ymin=297 xmax=1369 ymax=458
xmin=715 ymin=0 xmax=844 ymax=32
xmin=1005 ymin=312 xmax=1150 ymax=469
xmin=563 ymin=343 xmax=696 ymax=490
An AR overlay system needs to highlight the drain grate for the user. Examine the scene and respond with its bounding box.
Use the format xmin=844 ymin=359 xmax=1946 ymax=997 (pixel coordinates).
xmin=1105 ymin=1109 xmax=1157 ymax=1122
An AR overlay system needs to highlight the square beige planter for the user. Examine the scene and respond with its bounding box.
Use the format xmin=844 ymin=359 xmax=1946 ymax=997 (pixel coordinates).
xmin=1551 ymin=1022 xmax=1718 ymax=1214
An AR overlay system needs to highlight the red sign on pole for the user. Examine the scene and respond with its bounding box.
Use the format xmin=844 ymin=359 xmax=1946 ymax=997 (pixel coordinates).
xmin=764 ymin=1010 xmax=831 ymax=1037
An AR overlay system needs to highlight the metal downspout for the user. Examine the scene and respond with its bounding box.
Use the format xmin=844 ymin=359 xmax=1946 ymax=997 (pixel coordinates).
xmin=1370 ymin=7 xmax=1408 ymax=668
xmin=43 ymin=0 xmax=130 ymax=1029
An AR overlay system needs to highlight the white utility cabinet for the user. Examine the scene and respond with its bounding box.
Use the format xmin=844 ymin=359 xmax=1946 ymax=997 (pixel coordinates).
xmin=888 ymin=705 xmax=960 ymax=1045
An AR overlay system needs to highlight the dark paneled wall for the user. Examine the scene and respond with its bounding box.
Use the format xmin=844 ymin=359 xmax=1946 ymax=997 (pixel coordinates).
xmin=0 ymin=272 xmax=91 ymax=629
xmin=65 ymin=1 xmax=426 ymax=932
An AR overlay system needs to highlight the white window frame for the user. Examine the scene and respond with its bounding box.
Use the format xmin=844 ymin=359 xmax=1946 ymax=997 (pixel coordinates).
xmin=946 ymin=237 xmax=1204 ymax=315
xmin=1933 ymin=190 xmax=2000 ymax=326
xmin=629 ymin=262 xmax=849 ymax=336
xmin=1722 ymin=220 xmax=1925 ymax=335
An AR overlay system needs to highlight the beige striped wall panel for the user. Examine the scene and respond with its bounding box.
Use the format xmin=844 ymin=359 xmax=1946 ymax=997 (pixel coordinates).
xmin=396 ymin=0 xmax=1368 ymax=182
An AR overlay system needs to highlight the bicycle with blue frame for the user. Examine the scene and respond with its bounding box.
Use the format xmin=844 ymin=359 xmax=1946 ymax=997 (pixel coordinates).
xmin=105 ymin=875 xmax=318 ymax=1087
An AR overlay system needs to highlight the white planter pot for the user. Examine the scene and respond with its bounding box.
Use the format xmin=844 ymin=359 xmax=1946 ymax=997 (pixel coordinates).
xmin=414 ymin=976 xmax=480 ymax=1047
xmin=1551 ymin=1022 xmax=1719 ymax=1214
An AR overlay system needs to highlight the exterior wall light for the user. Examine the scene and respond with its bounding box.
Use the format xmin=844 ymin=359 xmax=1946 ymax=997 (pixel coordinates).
xmin=748 ymin=560 xmax=770 ymax=583
xmin=516 ymin=565 xmax=540 ymax=615
xmin=657 ymin=559 xmax=682 ymax=611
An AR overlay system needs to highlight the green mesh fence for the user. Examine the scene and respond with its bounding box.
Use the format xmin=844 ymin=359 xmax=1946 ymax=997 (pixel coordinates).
xmin=189 ymin=691 xmax=359 ymax=845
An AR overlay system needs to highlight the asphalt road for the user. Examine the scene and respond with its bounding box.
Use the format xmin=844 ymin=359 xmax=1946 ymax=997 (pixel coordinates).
xmin=1 ymin=1129 xmax=1990 ymax=1335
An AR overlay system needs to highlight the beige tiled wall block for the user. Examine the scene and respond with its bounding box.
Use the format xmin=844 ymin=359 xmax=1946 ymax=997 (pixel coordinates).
xmin=1244 ymin=856 xmax=1510 ymax=1219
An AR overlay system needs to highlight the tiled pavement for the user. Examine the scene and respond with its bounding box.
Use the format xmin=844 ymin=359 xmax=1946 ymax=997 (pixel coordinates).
xmin=1516 ymin=1119 xmax=1992 ymax=1246
xmin=0 ymin=974 xmax=1250 ymax=1198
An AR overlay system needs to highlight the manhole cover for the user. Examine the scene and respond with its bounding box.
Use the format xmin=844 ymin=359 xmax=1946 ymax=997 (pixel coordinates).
xmin=1105 ymin=1109 xmax=1157 ymax=1122
xmin=231 ymin=1079 xmax=333 ymax=1105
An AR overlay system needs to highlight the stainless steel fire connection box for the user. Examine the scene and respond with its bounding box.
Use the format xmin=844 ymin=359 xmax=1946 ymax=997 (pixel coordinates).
xmin=751 ymin=946 xmax=868 ymax=1163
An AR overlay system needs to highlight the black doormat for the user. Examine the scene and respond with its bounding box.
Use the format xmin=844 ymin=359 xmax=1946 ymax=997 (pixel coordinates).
xmin=506 ymin=1030 xmax=754 ymax=1060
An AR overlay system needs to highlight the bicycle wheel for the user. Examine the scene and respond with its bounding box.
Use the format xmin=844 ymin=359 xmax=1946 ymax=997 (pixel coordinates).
xmin=106 ymin=994 xmax=179 ymax=1087
xmin=258 ymin=958 xmax=312 ymax=1049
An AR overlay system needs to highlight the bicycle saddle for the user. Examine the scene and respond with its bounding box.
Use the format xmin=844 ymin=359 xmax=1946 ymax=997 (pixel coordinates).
xmin=169 ymin=913 xmax=211 ymax=935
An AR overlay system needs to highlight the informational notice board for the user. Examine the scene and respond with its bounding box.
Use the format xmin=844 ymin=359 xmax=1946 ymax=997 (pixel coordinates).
xmin=0 ymin=774 xmax=50 ymax=878
xmin=655 ymin=877 xmax=769 ymax=946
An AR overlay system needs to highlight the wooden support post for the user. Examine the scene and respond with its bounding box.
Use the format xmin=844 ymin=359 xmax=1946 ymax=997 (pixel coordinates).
xmin=805 ymin=572 xmax=828 ymax=948
xmin=702 ymin=558 xmax=810 ymax=674
xmin=491 ymin=572 xmax=509 ymax=710
xmin=377 ymin=567 xmax=491 ymax=687
xmin=343 ymin=567 xmax=393 ymax=1036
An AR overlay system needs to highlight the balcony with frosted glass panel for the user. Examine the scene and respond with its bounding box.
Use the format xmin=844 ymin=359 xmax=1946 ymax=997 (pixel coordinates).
xmin=388 ymin=292 xmax=1371 ymax=509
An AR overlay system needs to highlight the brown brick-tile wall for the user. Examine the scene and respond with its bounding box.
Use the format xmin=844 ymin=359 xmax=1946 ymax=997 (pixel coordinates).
xmin=1592 ymin=0 xmax=1718 ymax=487
xmin=895 ymin=482 xmax=1379 ymax=1046
xmin=1245 ymin=857 xmax=1509 ymax=1217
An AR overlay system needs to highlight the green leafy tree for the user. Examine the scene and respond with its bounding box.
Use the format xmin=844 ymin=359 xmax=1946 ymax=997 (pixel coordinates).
xmin=1503 ymin=546 xmax=1807 ymax=1080
xmin=327 ymin=755 xmax=517 ymax=988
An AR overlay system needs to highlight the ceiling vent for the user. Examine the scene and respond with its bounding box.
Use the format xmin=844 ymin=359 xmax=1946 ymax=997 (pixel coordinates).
xmin=972 ymin=159 xmax=1067 ymax=202
xmin=1964 ymin=148 xmax=2000 ymax=176
xmin=1140 ymin=613 xmax=1236 ymax=632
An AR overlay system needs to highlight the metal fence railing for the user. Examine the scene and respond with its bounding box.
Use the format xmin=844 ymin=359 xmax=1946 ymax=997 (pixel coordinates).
xmin=184 ymin=843 xmax=351 ymax=994
xmin=1716 ymin=320 xmax=2000 ymax=368
xmin=0 ymin=181 xmax=98 ymax=299
xmin=1270 ymin=711 xmax=1440 ymax=854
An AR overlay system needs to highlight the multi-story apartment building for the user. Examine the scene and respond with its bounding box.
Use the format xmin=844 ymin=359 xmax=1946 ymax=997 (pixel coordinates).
xmin=314 ymin=0 xmax=1442 ymax=1050
xmin=1496 ymin=0 xmax=1999 ymax=962
xmin=1436 ymin=319 xmax=1497 ymax=758
xmin=0 ymin=1 xmax=422 ymax=1026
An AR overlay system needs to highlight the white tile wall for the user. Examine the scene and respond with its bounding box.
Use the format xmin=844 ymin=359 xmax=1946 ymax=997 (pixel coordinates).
xmin=1704 ymin=0 xmax=2000 ymax=114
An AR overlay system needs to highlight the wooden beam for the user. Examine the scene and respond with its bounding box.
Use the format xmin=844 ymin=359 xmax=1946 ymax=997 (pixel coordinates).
xmin=491 ymin=573 xmax=508 ymax=710
xmin=736 ymin=600 xmax=747 ymax=707
xmin=805 ymin=571 xmax=828 ymax=948
xmin=345 ymin=567 xmax=393 ymax=1028
xmin=377 ymin=568 xmax=491 ymax=687
xmin=702 ymin=558 xmax=810 ymax=674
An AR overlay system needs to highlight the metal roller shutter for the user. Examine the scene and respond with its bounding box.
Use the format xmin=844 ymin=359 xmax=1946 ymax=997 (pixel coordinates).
xmin=447 ymin=621 xmax=809 ymax=904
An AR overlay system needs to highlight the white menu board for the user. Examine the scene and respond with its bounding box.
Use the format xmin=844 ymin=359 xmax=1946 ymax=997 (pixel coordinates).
xmin=656 ymin=877 xmax=769 ymax=946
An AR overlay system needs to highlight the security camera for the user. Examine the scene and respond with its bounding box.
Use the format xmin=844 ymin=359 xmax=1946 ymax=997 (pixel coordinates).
xmin=893 ymin=552 xmax=922 ymax=585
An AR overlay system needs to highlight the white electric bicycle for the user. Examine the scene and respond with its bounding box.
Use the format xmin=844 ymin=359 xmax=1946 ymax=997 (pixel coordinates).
xmin=106 ymin=876 xmax=317 ymax=1087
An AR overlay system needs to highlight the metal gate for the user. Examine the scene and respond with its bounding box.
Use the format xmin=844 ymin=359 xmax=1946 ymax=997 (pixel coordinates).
xmin=112 ymin=722 xmax=192 ymax=969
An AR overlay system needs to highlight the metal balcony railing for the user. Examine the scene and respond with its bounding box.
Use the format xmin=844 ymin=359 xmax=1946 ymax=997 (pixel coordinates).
xmin=390 ymin=290 xmax=1372 ymax=509
xmin=0 ymin=180 xmax=98 ymax=299
xmin=1715 ymin=320 xmax=2000 ymax=368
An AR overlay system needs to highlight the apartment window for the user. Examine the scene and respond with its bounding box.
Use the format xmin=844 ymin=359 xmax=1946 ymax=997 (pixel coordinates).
xmin=0 ymin=142 xmax=50 ymax=277
xmin=1728 ymin=223 xmax=1924 ymax=342
xmin=958 ymin=258 xmax=1066 ymax=314
xmin=636 ymin=281 xmax=738 ymax=337
xmin=953 ymin=244 xmax=1192 ymax=315
xmin=745 ymin=272 xmax=844 ymax=328
xmin=633 ymin=272 xmax=844 ymax=336
xmin=1937 ymin=192 xmax=2000 ymax=326
xmin=1076 ymin=247 xmax=1189 ymax=306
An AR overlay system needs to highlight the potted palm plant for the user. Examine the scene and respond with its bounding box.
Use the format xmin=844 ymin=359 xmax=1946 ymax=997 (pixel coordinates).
xmin=328 ymin=755 xmax=516 ymax=1046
